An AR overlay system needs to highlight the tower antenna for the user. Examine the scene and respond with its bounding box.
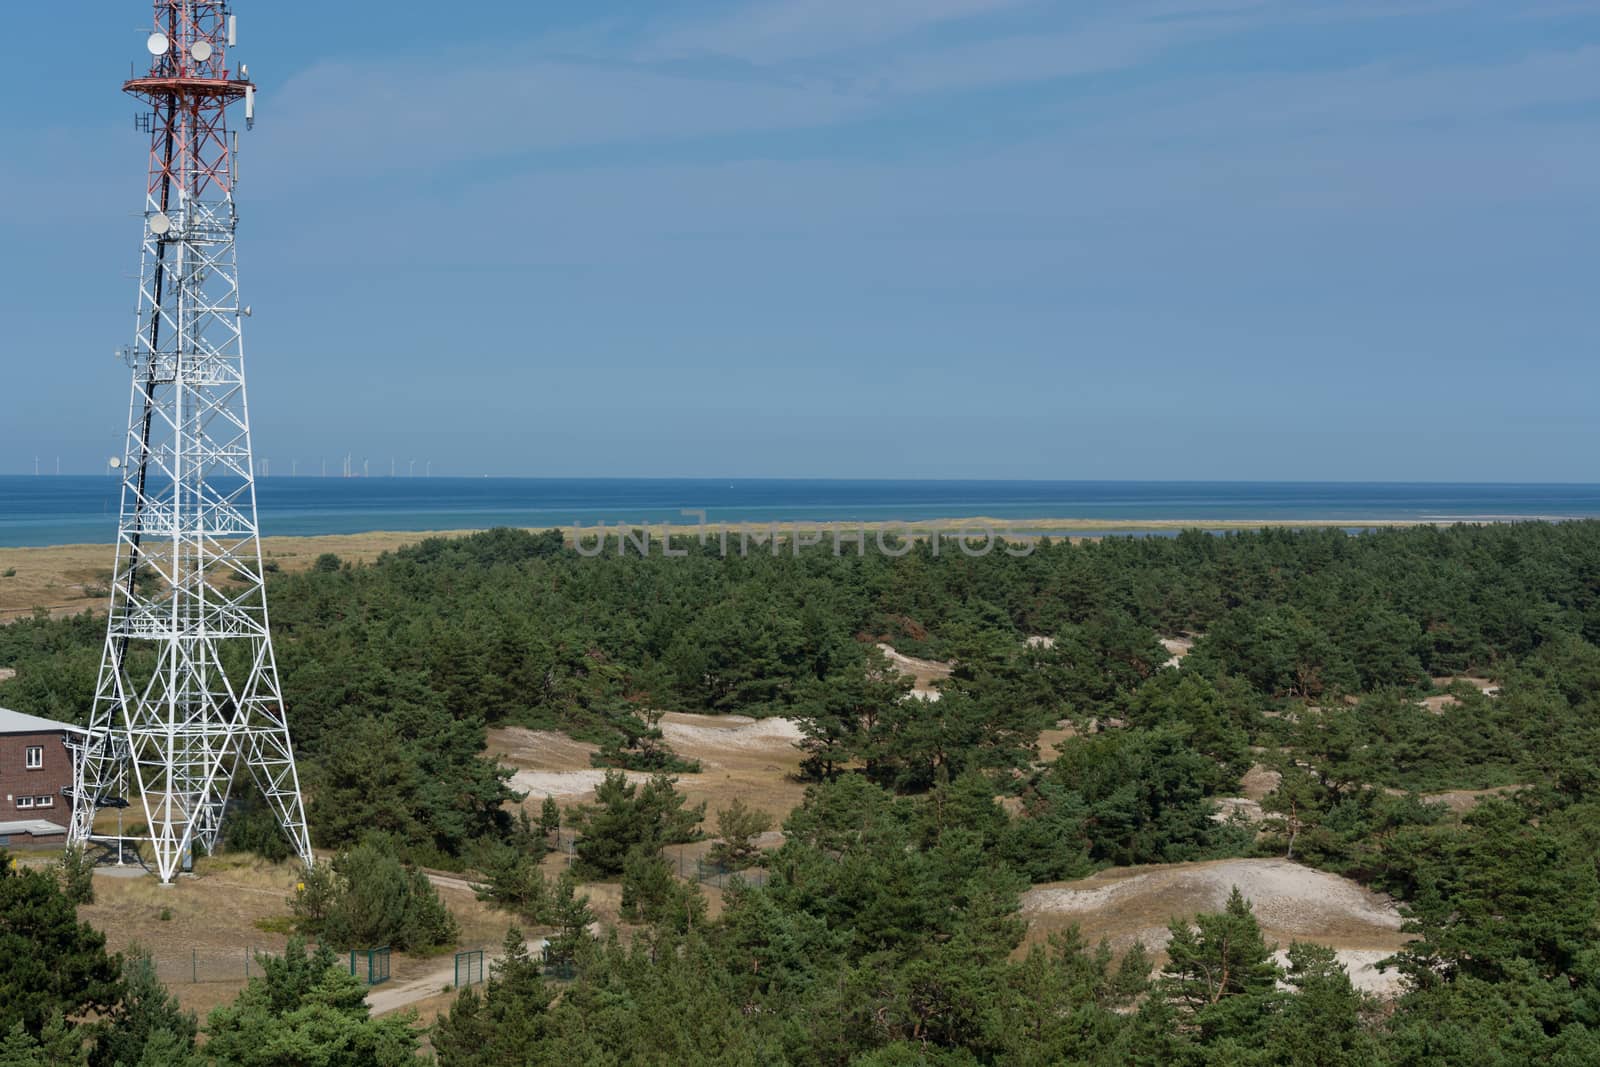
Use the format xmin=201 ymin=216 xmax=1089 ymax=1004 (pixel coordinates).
xmin=69 ymin=1 xmax=313 ymax=882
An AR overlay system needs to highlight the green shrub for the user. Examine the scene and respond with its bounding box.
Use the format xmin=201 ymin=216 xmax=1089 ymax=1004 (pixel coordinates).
xmin=289 ymin=834 xmax=458 ymax=952
xmin=56 ymin=847 xmax=95 ymax=905
xmin=706 ymin=798 xmax=773 ymax=871
xmin=472 ymin=843 xmax=549 ymax=922
xmin=220 ymin=781 xmax=294 ymax=862
xmin=569 ymin=771 xmax=704 ymax=879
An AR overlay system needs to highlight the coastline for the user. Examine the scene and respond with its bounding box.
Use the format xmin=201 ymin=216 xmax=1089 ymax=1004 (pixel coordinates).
xmin=0 ymin=515 xmax=1556 ymax=623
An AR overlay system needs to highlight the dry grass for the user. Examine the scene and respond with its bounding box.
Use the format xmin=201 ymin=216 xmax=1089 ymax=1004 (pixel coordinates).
xmin=1411 ymin=785 xmax=1526 ymax=815
xmin=79 ymin=853 xmax=302 ymax=1018
xmin=1239 ymin=764 xmax=1283 ymax=802
xmin=1037 ymin=720 xmax=1078 ymax=763
xmin=0 ymin=531 xmax=439 ymax=623
xmin=69 ymin=847 xmax=528 ymax=1021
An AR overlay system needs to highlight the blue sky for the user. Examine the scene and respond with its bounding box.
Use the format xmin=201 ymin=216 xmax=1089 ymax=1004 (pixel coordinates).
xmin=2 ymin=0 xmax=1597 ymax=480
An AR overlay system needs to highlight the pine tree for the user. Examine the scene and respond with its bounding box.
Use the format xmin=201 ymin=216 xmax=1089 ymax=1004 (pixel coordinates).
xmin=434 ymin=928 xmax=553 ymax=1066
xmin=0 ymin=854 xmax=122 ymax=1040
xmin=538 ymin=796 xmax=561 ymax=842
xmin=545 ymin=873 xmax=595 ymax=966
xmin=1159 ymin=887 xmax=1283 ymax=1044
xmin=90 ymin=949 xmax=197 ymax=1067
xmin=707 ymin=798 xmax=774 ymax=871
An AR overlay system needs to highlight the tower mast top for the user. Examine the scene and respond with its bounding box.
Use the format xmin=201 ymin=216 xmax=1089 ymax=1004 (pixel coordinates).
xmin=128 ymin=2 xmax=252 ymax=98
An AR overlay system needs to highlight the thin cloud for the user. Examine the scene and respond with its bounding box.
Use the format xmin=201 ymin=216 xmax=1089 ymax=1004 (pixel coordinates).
xmin=648 ymin=0 xmax=1038 ymax=62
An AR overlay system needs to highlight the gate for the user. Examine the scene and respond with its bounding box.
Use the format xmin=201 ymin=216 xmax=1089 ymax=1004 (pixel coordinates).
xmin=349 ymin=947 xmax=391 ymax=986
xmin=454 ymin=948 xmax=485 ymax=988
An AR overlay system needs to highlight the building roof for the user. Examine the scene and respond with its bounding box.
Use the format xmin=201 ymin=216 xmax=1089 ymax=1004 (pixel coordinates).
xmin=0 ymin=706 xmax=87 ymax=736
xmin=0 ymin=819 xmax=68 ymax=837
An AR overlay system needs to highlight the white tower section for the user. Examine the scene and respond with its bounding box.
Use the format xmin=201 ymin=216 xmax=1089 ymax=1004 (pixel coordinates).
xmin=68 ymin=2 xmax=313 ymax=883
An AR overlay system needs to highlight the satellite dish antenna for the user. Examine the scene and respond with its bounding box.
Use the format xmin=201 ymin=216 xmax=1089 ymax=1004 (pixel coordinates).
xmin=149 ymin=212 xmax=172 ymax=236
xmin=109 ymin=457 xmax=122 ymax=470
xmin=191 ymin=40 xmax=213 ymax=62
xmin=146 ymin=32 xmax=169 ymax=56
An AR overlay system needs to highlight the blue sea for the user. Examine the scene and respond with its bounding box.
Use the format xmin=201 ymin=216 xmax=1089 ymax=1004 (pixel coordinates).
xmin=2 ymin=476 xmax=1599 ymax=549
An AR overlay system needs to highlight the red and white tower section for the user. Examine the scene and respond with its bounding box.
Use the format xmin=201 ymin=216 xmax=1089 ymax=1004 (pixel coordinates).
xmin=68 ymin=1 xmax=313 ymax=882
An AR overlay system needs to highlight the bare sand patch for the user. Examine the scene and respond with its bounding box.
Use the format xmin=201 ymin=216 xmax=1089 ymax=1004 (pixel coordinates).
xmin=1160 ymin=635 xmax=1196 ymax=669
xmin=1021 ymin=858 xmax=1407 ymax=994
xmin=658 ymin=714 xmax=803 ymax=754
xmin=1211 ymin=797 xmax=1265 ymax=823
xmin=1420 ymin=676 xmax=1501 ymax=714
xmin=1431 ymin=676 xmax=1500 ymax=696
xmin=489 ymin=726 xmax=614 ymax=800
xmin=1272 ymin=947 xmax=1404 ymax=997
xmin=1038 ymin=720 xmax=1077 ymax=762
xmin=1240 ymin=764 xmax=1282 ymax=802
xmin=510 ymin=768 xmax=644 ymax=800
xmin=656 ymin=712 xmax=808 ymax=821
xmin=1415 ymin=785 xmax=1525 ymax=815
xmin=488 ymin=727 xmax=599 ymax=771
xmin=876 ymin=643 xmax=951 ymax=699
xmin=488 ymin=713 xmax=808 ymax=823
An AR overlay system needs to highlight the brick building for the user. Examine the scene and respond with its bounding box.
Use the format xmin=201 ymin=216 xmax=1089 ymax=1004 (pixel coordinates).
xmin=0 ymin=705 xmax=84 ymax=847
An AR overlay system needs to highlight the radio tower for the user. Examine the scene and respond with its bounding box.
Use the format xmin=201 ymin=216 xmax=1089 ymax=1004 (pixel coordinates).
xmin=68 ymin=1 xmax=313 ymax=882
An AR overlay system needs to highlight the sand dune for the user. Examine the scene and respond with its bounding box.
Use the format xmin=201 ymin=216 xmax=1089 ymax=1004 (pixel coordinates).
xmin=1022 ymin=858 xmax=1408 ymax=995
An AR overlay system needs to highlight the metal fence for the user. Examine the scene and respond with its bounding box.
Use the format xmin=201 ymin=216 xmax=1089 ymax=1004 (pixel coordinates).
xmin=690 ymin=857 xmax=769 ymax=891
xmin=150 ymin=947 xmax=272 ymax=986
xmin=349 ymin=947 xmax=391 ymax=986
xmin=540 ymin=945 xmax=577 ymax=982
xmin=454 ymin=948 xmax=485 ymax=988
xmin=657 ymin=843 xmax=769 ymax=890
xmin=142 ymin=943 xmax=394 ymax=988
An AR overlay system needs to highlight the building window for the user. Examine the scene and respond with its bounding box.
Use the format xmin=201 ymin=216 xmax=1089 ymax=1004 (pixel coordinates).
xmin=34 ymin=795 xmax=53 ymax=808
xmin=16 ymin=797 xmax=33 ymax=809
xmin=24 ymin=746 xmax=42 ymax=770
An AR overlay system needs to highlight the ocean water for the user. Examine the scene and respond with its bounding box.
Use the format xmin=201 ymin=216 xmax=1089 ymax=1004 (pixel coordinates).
xmin=2 ymin=476 xmax=1599 ymax=549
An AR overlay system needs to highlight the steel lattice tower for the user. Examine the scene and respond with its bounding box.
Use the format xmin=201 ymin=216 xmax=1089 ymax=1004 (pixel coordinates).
xmin=67 ymin=1 xmax=313 ymax=882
